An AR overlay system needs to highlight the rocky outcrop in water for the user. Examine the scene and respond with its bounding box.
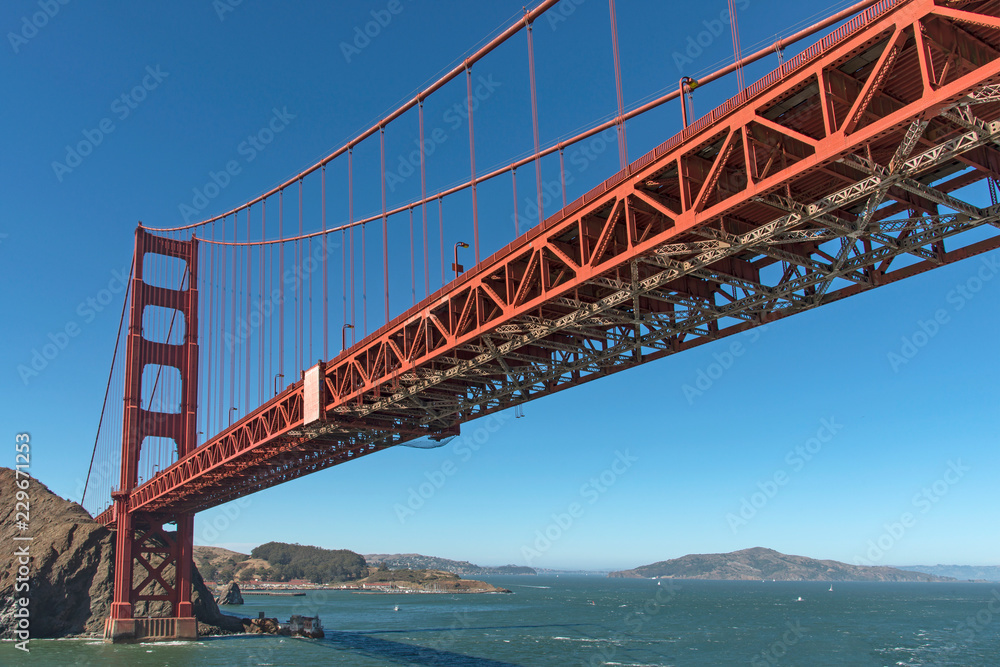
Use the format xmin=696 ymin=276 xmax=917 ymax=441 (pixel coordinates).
xmin=215 ymin=581 xmax=244 ymax=605
xmin=365 ymin=553 xmax=536 ymax=576
xmin=0 ymin=467 xmax=243 ymax=637
xmin=245 ymin=616 xmax=281 ymax=634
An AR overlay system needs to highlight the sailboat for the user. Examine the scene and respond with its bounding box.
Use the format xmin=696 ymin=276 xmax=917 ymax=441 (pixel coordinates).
xmin=828 ymin=584 xmax=833 ymax=592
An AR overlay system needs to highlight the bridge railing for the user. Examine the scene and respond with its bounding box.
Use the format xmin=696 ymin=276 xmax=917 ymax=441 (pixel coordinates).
xmin=553 ymin=0 xmax=904 ymax=230
xmin=94 ymin=0 xmax=918 ymax=520
xmin=341 ymin=0 xmax=908 ymax=360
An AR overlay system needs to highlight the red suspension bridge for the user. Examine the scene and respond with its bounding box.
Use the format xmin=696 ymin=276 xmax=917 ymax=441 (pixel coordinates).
xmin=80 ymin=0 xmax=1000 ymax=642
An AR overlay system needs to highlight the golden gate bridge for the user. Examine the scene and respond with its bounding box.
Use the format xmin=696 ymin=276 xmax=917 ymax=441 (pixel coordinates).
xmin=77 ymin=0 xmax=1000 ymax=641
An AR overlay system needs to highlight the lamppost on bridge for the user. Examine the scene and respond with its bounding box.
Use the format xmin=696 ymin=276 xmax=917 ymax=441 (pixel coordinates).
xmin=229 ymin=407 xmax=238 ymax=426
xmin=679 ymin=76 xmax=698 ymax=128
xmin=452 ymin=241 xmax=469 ymax=279
xmin=273 ymin=374 xmax=284 ymax=396
xmin=342 ymin=323 xmax=355 ymax=352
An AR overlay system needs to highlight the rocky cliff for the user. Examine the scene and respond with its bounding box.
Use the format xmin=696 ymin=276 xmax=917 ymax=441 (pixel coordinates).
xmin=0 ymin=467 xmax=243 ymax=638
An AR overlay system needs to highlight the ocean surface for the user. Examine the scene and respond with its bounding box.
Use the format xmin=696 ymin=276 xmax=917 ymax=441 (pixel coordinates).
xmin=4 ymin=576 xmax=1000 ymax=666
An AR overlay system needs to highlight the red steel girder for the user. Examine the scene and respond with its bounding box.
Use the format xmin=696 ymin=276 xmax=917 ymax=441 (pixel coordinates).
xmin=101 ymin=0 xmax=1000 ymax=521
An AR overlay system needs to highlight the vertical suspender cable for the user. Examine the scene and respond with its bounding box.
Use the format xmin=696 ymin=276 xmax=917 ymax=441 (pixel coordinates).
xmin=512 ymin=169 xmax=520 ymax=236
xmin=409 ymin=207 xmax=415 ymax=305
xmin=206 ymin=222 xmax=215 ymax=436
xmin=306 ymin=188 xmax=312 ymax=366
xmin=419 ymin=100 xmax=429 ymax=299
xmin=308 ymin=234 xmax=313 ymax=366
xmin=609 ymin=0 xmax=628 ymax=169
xmin=438 ymin=198 xmax=445 ymax=287
xmin=228 ymin=222 xmax=235 ymax=423
xmin=266 ymin=202 xmax=272 ymax=401
xmin=199 ymin=234 xmax=206 ymax=444
xmin=295 ymin=178 xmax=305 ymax=378
xmin=230 ymin=213 xmax=237 ymax=415
xmin=380 ymin=126 xmax=389 ymax=325
xmin=260 ymin=201 xmax=266 ymax=405
xmin=342 ymin=219 xmax=347 ymax=344
xmin=466 ymin=64 xmax=480 ymax=263
xmin=245 ymin=206 xmax=252 ymax=416
xmin=363 ymin=220 xmax=368 ymax=336
xmin=526 ymin=17 xmax=544 ymax=227
xmin=322 ymin=165 xmax=328 ymax=361
xmin=202 ymin=233 xmax=208 ymax=445
xmin=729 ymin=0 xmax=745 ymax=92
xmin=218 ymin=216 xmax=226 ymax=431
xmin=559 ymin=148 xmax=567 ymax=208
xmin=349 ymin=147 xmax=355 ymax=330
xmin=279 ymin=191 xmax=284 ymax=393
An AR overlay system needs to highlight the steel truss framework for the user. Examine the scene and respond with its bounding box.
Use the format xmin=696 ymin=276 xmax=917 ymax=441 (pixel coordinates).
xmin=98 ymin=0 xmax=1000 ymax=522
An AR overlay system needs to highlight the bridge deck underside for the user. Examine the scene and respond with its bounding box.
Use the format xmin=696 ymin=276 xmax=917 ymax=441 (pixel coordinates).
xmin=99 ymin=0 xmax=1000 ymax=524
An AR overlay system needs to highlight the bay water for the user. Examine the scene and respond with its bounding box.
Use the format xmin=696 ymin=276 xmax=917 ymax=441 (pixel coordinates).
xmin=4 ymin=576 xmax=999 ymax=665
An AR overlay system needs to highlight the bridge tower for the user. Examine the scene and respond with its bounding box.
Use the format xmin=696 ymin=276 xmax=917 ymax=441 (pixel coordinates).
xmin=105 ymin=228 xmax=199 ymax=642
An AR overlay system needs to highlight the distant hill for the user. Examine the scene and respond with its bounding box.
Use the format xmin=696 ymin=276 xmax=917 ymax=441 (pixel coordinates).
xmin=898 ymin=565 xmax=1000 ymax=582
xmin=195 ymin=546 xmax=533 ymax=583
xmin=194 ymin=542 xmax=367 ymax=583
xmin=609 ymin=548 xmax=953 ymax=582
xmin=193 ymin=546 xmax=253 ymax=581
xmin=365 ymin=553 xmax=535 ymax=576
xmin=251 ymin=542 xmax=367 ymax=583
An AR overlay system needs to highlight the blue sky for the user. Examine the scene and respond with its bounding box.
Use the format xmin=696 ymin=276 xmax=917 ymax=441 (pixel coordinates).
xmin=2 ymin=0 xmax=998 ymax=571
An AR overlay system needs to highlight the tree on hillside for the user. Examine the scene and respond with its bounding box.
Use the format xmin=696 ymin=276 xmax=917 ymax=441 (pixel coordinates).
xmin=250 ymin=542 xmax=367 ymax=584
